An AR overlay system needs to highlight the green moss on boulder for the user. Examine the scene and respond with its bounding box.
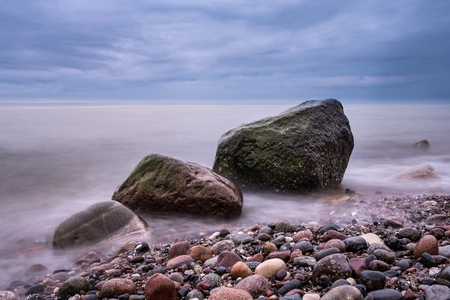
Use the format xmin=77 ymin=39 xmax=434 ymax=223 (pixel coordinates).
xmin=213 ymin=99 xmax=353 ymax=191
xmin=112 ymin=154 xmax=243 ymax=217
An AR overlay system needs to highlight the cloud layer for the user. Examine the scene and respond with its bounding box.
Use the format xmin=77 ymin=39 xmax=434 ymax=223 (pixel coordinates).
xmin=1 ymin=1 xmax=449 ymax=103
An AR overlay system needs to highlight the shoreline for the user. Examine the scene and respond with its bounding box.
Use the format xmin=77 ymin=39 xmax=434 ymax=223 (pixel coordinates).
xmin=2 ymin=193 xmax=449 ymax=299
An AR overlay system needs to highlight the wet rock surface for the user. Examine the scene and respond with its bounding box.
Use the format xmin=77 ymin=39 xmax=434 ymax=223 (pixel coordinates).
xmin=112 ymin=154 xmax=243 ymax=217
xmin=213 ymin=99 xmax=354 ymax=191
xmin=3 ymin=194 xmax=450 ymax=299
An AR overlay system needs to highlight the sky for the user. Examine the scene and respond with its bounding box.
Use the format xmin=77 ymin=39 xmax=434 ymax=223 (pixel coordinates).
xmin=1 ymin=1 xmax=449 ymax=104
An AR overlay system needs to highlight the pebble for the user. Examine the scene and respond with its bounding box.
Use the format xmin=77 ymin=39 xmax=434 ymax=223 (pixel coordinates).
xmin=359 ymin=270 xmax=386 ymax=291
xmin=230 ymin=261 xmax=253 ymax=279
xmin=234 ymin=274 xmax=271 ymax=298
xmin=413 ymin=234 xmax=439 ymax=258
xmin=321 ymin=285 xmax=364 ymax=300
xmin=211 ymin=240 xmax=235 ymax=255
xmin=217 ymin=250 xmax=242 ymax=268
xmin=343 ymin=236 xmax=368 ymax=252
xmin=188 ymin=245 xmax=213 ymax=262
xmin=274 ymin=219 xmax=294 ymax=232
xmin=367 ymin=289 xmax=403 ymax=300
xmin=58 ymin=276 xmax=89 ymax=298
xmin=209 ymin=287 xmax=253 ymax=300
xmin=99 ymin=278 xmax=136 ymax=298
xmin=255 ymin=258 xmax=288 ymax=279
xmin=440 ymin=245 xmax=450 ymax=258
xmin=168 ymin=241 xmax=190 ymax=259
xmin=436 ymin=266 xmax=450 ymax=287
xmin=292 ymin=241 xmax=314 ymax=254
xmin=312 ymin=254 xmax=351 ymax=285
xmin=144 ymin=273 xmax=177 ymax=300
xmin=323 ymin=239 xmax=346 ymax=252
xmin=166 ymin=254 xmax=195 ymax=269
xmin=294 ymin=256 xmax=317 ymax=267
xmin=425 ymin=284 xmax=450 ymax=300
xmin=315 ymin=247 xmax=341 ymax=261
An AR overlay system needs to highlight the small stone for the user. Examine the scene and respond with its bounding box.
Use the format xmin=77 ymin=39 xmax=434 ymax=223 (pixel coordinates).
xmin=255 ymin=258 xmax=288 ymax=279
xmin=323 ymin=230 xmax=348 ymax=241
xmin=25 ymin=284 xmax=45 ymax=296
xmin=257 ymin=233 xmax=272 ymax=241
xmin=398 ymin=228 xmax=421 ymax=242
xmin=396 ymin=259 xmax=411 ymax=271
xmin=290 ymin=249 xmax=303 ymax=261
xmin=293 ymin=230 xmax=313 ymax=241
xmin=274 ymin=219 xmax=293 ymax=232
xmin=217 ymin=251 xmax=242 ymax=268
xmin=373 ymin=249 xmax=396 ymax=264
xmin=369 ymin=260 xmax=390 ymax=272
xmin=276 ymin=269 xmax=288 ymax=280
xmin=168 ymin=241 xmax=190 ymax=259
xmin=235 ymin=274 xmax=271 ymax=298
xmin=440 ymin=245 xmax=450 ymax=258
xmin=100 ymin=278 xmax=136 ymax=298
xmin=58 ymin=276 xmax=89 ymax=298
xmin=312 ymin=254 xmax=352 ymax=285
xmin=331 ymin=279 xmax=350 ymax=288
xmin=425 ymin=214 xmax=448 ymax=225
xmin=166 ymin=255 xmax=195 ymax=269
xmin=259 ymin=225 xmax=274 ymax=235
xmin=209 ymin=287 xmax=253 ymax=300
xmin=277 ymin=279 xmax=302 ymax=296
xmin=436 ymin=266 xmax=450 ymax=287
xmin=145 ymin=273 xmax=177 ymax=300
xmin=343 ymin=236 xmax=368 ymax=252
xmin=211 ymin=240 xmax=235 ymax=255
xmin=248 ymin=253 xmax=264 ymax=262
xmin=202 ymin=273 xmax=222 ymax=289
xmin=186 ymin=289 xmax=204 ymax=300
xmin=315 ymin=247 xmax=341 ymax=261
xmin=421 ymin=253 xmax=437 ymax=268
xmin=324 ymin=239 xmax=346 ymax=252
xmin=414 ymin=235 xmax=439 ymax=258
xmin=292 ymin=241 xmax=314 ymax=254
xmin=188 ymin=246 xmax=213 ymax=263
xmin=383 ymin=218 xmax=404 ymax=228
xmin=348 ymin=258 xmax=368 ymax=277
xmin=263 ymin=242 xmax=278 ymax=255
xmin=360 ymin=233 xmax=385 ymax=246
xmin=359 ymin=270 xmax=386 ymax=291
xmin=293 ymin=256 xmax=317 ymax=267
xmin=0 ymin=291 xmax=17 ymax=300
xmin=425 ymin=284 xmax=450 ymax=300
xmin=230 ymin=261 xmax=253 ymax=279
xmin=367 ymin=289 xmax=402 ymax=300
xmin=266 ymin=250 xmax=291 ymax=262
xmin=321 ymin=285 xmax=363 ymax=300
xmin=220 ymin=228 xmax=231 ymax=237
xmin=168 ymin=272 xmax=184 ymax=283
xmin=302 ymin=293 xmax=321 ymax=300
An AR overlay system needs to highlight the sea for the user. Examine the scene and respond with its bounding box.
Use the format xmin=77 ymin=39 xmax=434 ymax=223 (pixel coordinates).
xmin=0 ymin=103 xmax=449 ymax=287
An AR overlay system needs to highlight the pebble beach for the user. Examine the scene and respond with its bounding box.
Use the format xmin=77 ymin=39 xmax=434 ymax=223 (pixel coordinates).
xmin=3 ymin=192 xmax=449 ymax=300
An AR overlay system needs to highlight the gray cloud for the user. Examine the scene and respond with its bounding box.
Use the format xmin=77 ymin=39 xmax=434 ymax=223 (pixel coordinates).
xmin=0 ymin=0 xmax=449 ymax=103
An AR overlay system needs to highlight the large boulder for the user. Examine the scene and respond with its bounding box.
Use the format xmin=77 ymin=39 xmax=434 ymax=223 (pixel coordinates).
xmin=212 ymin=99 xmax=353 ymax=191
xmin=112 ymin=154 xmax=243 ymax=217
xmin=52 ymin=201 xmax=149 ymax=249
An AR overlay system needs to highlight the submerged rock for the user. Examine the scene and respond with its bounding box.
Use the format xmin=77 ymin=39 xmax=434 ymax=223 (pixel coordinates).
xmin=390 ymin=163 xmax=439 ymax=181
xmin=52 ymin=201 xmax=149 ymax=249
xmin=112 ymin=154 xmax=243 ymax=217
xmin=213 ymin=99 xmax=354 ymax=191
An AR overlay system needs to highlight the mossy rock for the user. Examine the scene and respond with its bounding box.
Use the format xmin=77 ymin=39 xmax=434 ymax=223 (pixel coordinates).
xmin=213 ymin=99 xmax=353 ymax=191
xmin=112 ymin=154 xmax=243 ymax=217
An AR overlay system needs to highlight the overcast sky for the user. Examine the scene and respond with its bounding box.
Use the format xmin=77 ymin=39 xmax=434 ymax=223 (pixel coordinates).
xmin=1 ymin=1 xmax=449 ymax=104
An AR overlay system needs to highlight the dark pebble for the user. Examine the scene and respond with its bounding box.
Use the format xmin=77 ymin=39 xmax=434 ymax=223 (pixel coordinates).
xmin=343 ymin=236 xmax=368 ymax=252
xmin=315 ymin=247 xmax=341 ymax=261
xmin=330 ymin=278 xmax=350 ymax=288
xmin=276 ymin=279 xmax=302 ymax=295
xmin=421 ymin=253 xmax=437 ymax=268
xmin=359 ymin=270 xmax=386 ymax=291
xmin=319 ymin=224 xmax=341 ymax=234
xmin=367 ymin=289 xmax=403 ymax=300
xmin=292 ymin=241 xmax=314 ymax=254
xmin=421 ymin=278 xmax=437 ymax=285
xmin=25 ymin=284 xmax=45 ymax=296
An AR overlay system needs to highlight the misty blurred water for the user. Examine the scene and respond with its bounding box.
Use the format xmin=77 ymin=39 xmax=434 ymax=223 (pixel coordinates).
xmin=0 ymin=103 xmax=449 ymax=287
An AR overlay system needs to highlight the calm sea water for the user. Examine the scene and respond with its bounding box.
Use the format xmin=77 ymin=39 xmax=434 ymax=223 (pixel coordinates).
xmin=0 ymin=103 xmax=449 ymax=286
